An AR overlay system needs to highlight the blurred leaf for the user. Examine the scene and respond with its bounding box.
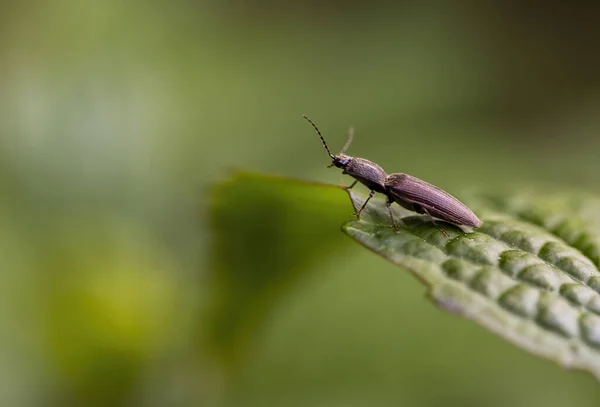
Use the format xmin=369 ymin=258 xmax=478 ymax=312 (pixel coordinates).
xmin=343 ymin=188 xmax=600 ymax=383
xmin=206 ymin=172 xmax=351 ymax=371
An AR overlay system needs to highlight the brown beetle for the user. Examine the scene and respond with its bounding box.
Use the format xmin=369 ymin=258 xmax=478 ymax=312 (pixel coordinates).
xmin=303 ymin=115 xmax=482 ymax=235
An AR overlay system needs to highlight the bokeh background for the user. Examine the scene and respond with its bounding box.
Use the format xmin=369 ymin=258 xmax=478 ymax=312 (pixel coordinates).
xmin=3 ymin=1 xmax=600 ymax=406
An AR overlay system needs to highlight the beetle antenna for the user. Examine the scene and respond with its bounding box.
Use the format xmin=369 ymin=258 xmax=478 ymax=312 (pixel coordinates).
xmin=303 ymin=114 xmax=334 ymax=159
xmin=340 ymin=126 xmax=354 ymax=154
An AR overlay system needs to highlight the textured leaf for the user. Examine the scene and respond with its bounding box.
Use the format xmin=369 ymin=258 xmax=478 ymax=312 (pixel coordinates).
xmin=209 ymin=171 xmax=600 ymax=383
xmin=343 ymin=188 xmax=600 ymax=382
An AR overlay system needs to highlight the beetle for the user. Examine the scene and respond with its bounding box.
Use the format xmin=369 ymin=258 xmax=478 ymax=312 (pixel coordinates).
xmin=302 ymin=114 xmax=482 ymax=235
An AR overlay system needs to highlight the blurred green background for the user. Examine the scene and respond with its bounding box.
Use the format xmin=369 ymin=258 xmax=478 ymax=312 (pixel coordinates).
xmin=3 ymin=1 xmax=600 ymax=406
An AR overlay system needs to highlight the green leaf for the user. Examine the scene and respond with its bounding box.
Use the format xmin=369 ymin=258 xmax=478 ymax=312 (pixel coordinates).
xmin=343 ymin=188 xmax=600 ymax=382
xmin=208 ymin=171 xmax=600 ymax=383
xmin=206 ymin=172 xmax=350 ymax=370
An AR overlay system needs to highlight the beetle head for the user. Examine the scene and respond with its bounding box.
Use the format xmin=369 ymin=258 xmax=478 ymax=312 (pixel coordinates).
xmin=303 ymin=115 xmax=355 ymax=169
xmin=330 ymin=154 xmax=351 ymax=169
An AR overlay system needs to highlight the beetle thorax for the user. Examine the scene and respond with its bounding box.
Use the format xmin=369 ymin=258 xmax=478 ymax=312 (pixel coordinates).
xmin=332 ymin=154 xmax=352 ymax=169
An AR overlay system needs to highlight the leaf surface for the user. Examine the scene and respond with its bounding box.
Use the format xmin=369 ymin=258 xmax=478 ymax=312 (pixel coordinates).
xmin=343 ymin=188 xmax=600 ymax=381
xmin=209 ymin=171 xmax=600 ymax=382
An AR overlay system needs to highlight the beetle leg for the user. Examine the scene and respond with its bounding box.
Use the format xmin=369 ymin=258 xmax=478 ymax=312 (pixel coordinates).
xmin=354 ymin=190 xmax=375 ymax=218
xmin=345 ymin=179 xmax=358 ymax=190
xmin=386 ymin=199 xmax=399 ymax=232
xmin=419 ymin=206 xmax=450 ymax=237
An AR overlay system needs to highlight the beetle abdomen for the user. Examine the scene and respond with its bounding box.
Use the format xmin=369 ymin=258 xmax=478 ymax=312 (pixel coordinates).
xmin=385 ymin=173 xmax=482 ymax=228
